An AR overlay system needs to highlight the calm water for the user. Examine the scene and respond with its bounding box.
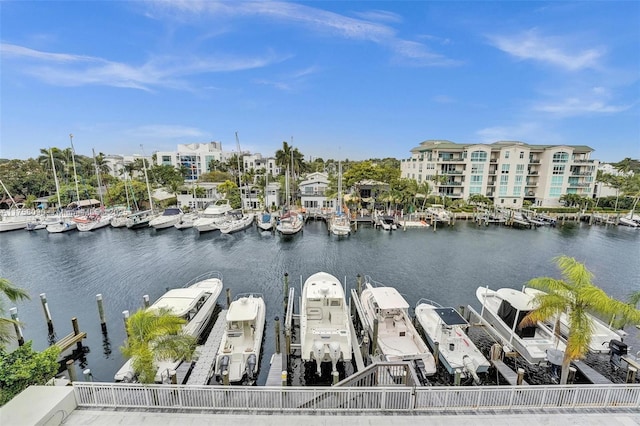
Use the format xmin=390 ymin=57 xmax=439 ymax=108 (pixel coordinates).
xmin=1 ymin=220 xmax=639 ymax=385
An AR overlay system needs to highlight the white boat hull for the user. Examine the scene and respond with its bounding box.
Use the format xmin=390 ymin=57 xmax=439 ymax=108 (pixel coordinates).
xmin=46 ymin=220 xmax=77 ymax=233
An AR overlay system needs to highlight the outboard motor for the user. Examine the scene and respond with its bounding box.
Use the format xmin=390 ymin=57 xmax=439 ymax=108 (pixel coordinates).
xmin=546 ymin=349 xmax=563 ymax=382
xmin=312 ymin=340 xmax=325 ymax=375
xmin=413 ymin=358 xmax=430 ymax=386
xmin=609 ymin=339 xmax=628 ymax=370
xmin=218 ymin=355 xmax=230 ymax=376
xmin=329 ymin=342 xmax=341 ymax=373
xmin=246 ymin=354 xmax=257 ymax=380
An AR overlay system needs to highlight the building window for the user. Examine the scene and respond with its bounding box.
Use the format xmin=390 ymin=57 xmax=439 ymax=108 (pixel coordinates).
xmin=499 ymin=185 xmax=507 ymax=196
xmin=471 ymin=163 xmax=484 ymax=174
xmin=501 ymin=164 xmax=510 ymax=174
xmin=500 ymin=175 xmax=508 ymax=184
xmin=549 ymin=187 xmax=562 ymax=197
xmin=469 ymin=186 xmax=482 ymax=194
xmin=471 ymin=175 xmax=483 ymax=183
xmin=470 ymin=151 xmax=487 ymax=162
xmin=519 ymin=151 xmax=524 ymax=159
xmin=505 ymin=151 xmax=510 ymax=159
xmin=516 ymin=164 xmax=524 ymax=174
xmin=553 ymin=165 xmax=565 ymax=175
xmin=515 ymin=175 xmax=523 ymax=185
xmin=513 ymin=186 xmax=521 ymax=196
xmin=553 ymin=152 xmax=569 ymax=163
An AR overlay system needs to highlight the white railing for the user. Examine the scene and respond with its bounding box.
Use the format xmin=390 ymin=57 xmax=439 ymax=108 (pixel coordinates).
xmin=73 ymin=382 xmax=640 ymax=413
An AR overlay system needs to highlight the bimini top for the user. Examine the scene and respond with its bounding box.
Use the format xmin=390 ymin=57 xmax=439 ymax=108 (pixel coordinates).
xmin=227 ymin=295 xmax=261 ymax=322
xmin=366 ymin=286 xmax=409 ymax=311
xmin=496 ymin=288 xmax=537 ymax=311
xmin=303 ymin=272 xmax=344 ymax=299
xmin=149 ymin=288 xmax=206 ymax=317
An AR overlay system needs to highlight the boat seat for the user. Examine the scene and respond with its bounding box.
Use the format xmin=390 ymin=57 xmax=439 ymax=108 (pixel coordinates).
xmin=307 ymin=308 xmax=322 ymax=320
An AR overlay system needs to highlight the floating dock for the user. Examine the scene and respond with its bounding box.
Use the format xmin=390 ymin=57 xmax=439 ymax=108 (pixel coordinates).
xmin=572 ymin=360 xmax=612 ymax=385
xmin=186 ymin=309 xmax=227 ymax=385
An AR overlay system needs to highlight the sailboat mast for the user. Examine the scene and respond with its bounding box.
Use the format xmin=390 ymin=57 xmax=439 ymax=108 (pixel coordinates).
xmin=92 ymin=148 xmax=104 ymax=206
xmin=0 ymin=179 xmax=18 ymax=208
xmin=338 ymin=161 xmax=342 ymax=215
xmin=50 ymin=148 xmax=62 ymax=210
xmin=140 ymin=144 xmax=154 ymax=211
xmin=69 ymin=134 xmax=81 ymax=204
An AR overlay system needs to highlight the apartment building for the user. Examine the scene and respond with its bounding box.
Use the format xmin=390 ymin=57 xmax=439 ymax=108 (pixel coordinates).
xmin=155 ymin=141 xmax=224 ymax=181
xmin=401 ymin=140 xmax=598 ymax=208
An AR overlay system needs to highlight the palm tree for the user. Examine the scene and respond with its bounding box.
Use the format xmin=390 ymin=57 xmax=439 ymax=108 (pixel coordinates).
xmin=521 ymin=256 xmax=640 ymax=384
xmin=120 ymin=308 xmax=197 ymax=384
xmin=0 ymin=278 xmax=30 ymax=348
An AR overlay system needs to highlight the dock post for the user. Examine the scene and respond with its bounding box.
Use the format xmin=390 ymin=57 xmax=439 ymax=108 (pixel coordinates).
xmin=516 ymin=368 xmax=525 ymax=385
xmin=283 ymin=273 xmax=289 ymax=308
xmin=361 ymin=333 xmax=370 ymax=360
xmin=627 ymin=366 xmax=637 ymax=383
xmin=454 ymin=369 xmax=461 ymax=386
xmin=9 ymin=308 xmax=24 ymax=346
xmin=170 ymin=370 xmax=177 ymax=385
xmin=71 ymin=317 xmax=83 ymax=350
xmin=568 ymin=367 xmax=577 ymax=384
xmin=433 ymin=341 xmax=440 ymax=366
xmin=281 ymin=370 xmax=287 ymax=386
xmin=356 ymin=274 xmax=362 ymax=296
xmin=226 ymin=288 xmax=231 ymax=309
xmin=96 ymin=294 xmax=107 ymax=333
xmin=433 ymin=216 xmax=437 ymax=232
xmin=372 ymin=318 xmax=379 ymax=355
xmin=274 ymin=317 xmax=281 ymax=354
xmin=142 ymin=295 xmax=150 ymax=309
xmin=222 ymin=370 xmax=229 ymax=386
xmin=39 ymin=293 xmax=54 ymax=333
xmin=332 ymin=371 xmax=339 ymax=385
xmin=83 ymin=369 xmax=93 ymax=382
xmin=66 ymin=359 xmax=77 ymax=383
xmin=122 ymin=310 xmax=130 ymax=336
xmin=490 ymin=343 xmax=502 ymax=361
xmin=458 ymin=306 xmax=466 ymax=321
xmin=285 ymin=328 xmax=291 ymax=356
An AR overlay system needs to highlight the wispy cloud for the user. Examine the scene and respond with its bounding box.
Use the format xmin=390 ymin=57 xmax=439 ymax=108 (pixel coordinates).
xmin=253 ymin=65 xmax=320 ymax=91
xmin=1 ymin=43 xmax=286 ymax=91
xmin=533 ymin=86 xmax=634 ymax=117
xmin=487 ymin=29 xmax=604 ymax=71
xmin=476 ymin=122 xmax=562 ymax=144
xmin=125 ymin=124 xmax=207 ymax=140
xmin=152 ymin=1 xmax=457 ymax=67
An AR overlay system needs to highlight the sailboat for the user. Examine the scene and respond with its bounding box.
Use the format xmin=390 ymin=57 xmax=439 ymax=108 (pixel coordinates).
xmin=328 ymin=161 xmax=351 ymax=237
xmin=77 ymin=148 xmax=112 ymax=231
xmin=126 ymin=148 xmax=156 ymax=229
xmin=276 ymin=167 xmax=303 ymax=236
xmin=47 ymin=147 xmax=77 ymax=233
xmin=256 ymin=174 xmax=274 ymax=231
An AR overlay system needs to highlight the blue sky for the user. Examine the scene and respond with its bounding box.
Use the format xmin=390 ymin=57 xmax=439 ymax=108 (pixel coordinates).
xmin=1 ymin=1 xmax=638 ymax=163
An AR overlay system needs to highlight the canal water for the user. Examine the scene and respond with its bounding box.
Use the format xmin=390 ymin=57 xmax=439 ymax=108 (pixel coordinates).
xmin=1 ymin=220 xmax=638 ymax=385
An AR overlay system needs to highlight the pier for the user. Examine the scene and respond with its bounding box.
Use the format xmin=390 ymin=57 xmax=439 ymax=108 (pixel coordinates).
xmin=186 ymin=309 xmax=228 ymax=385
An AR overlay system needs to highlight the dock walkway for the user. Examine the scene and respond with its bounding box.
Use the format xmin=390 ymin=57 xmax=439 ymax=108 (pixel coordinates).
xmin=186 ymin=309 xmax=227 ymax=385
xmin=572 ymin=360 xmax=612 ymax=385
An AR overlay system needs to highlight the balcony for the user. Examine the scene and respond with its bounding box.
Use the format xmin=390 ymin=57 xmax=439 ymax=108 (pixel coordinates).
xmin=525 ymin=182 xmax=538 ymax=187
xmin=442 ymin=170 xmax=464 ymax=175
xmin=568 ymin=182 xmax=592 ymax=188
xmin=529 ymin=159 xmax=541 ymax=164
xmin=528 ymin=171 xmax=539 ymax=175
xmin=573 ymin=159 xmax=595 ymax=163
xmin=438 ymin=158 xmax=465 ymax=162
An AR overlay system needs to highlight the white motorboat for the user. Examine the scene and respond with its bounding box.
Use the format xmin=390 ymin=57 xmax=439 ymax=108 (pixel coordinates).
xmin=219 ymin=212 xmax=254 ymax=234
xmin=193 ymin=199 xmax=233 ymax=232
xmin=276 ymin=210 xmax=304 ymax=235
xmin=0 ymin=214 xmax=31 ymax=232
xmin=300 ymin=272 xmax=352 ymax=376
xmin=476 ymin=286 xmax=565 ymax=365
xmin=27 ymin=215 xmax=61 ymax=231
xmin=415 ymin=299 xmax=490 ymax=384
xmin=328 ymin=212 xmax=351 ymax=236
xmin=360 ymin=277 xmax=436 ymax=376
xmin=256 ymin=211 xmax=274 ymax=231
xmin=174 ymin=212 xmax=198 ymax=230
xmin=115 ymin=271 xmax=224 ymax=383
xmin=150 ymin=207 xmax=183 ymax=229
xmin=619 ymin=216 xmax=639 ymax=228
xmin=522 ymin=286 xmax=626 ymax=353
xmin=215 ymin=293 xmax=266 ymax=384
xmin=75 ymin=213 xmax=113 ymax=232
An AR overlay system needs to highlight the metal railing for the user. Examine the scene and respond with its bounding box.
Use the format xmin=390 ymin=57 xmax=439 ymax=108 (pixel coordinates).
xmin=73 ymin=382 xmax=640 ymax=413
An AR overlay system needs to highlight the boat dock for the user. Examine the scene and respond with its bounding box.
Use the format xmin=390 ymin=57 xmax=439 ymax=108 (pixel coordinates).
xmin=186 ymin=309 xmax=228 ymax=385
xmin=572 ymin=360 xmax=612 ymax=385
xmin=491 ymin=359 xmax=528 ymax=385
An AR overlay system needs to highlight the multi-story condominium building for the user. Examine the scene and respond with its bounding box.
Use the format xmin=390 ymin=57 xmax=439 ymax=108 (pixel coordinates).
xmin=242 ymin=153 xmax=281 ymax=177
xmin=104 ymin=154 xmax=152 ymax=179
xmin=155 ymin=141 xmax=224 ymax=181
xmin=401 ymin=140 xmax=598 ymax=208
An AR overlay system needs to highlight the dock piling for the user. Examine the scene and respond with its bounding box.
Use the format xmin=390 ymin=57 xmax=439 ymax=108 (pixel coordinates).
xmin=142 ymin=295 xmax=150 ymax=309
xmin=66 ymin=359 xmax=77 ymax=383
xmin=83 ymin=369 xmax=93 ymax=382
xmin=516 ymin=368 xmax=525 ymax=385
xmin=226 ymin=288 xmax=231 ymax=309
xmin=332 ymin=371 xmax=339 ymax=385
xmin=71 ymin=317 xmax=83 ymax=350
xmin=283 ymin=273 xmax=289 ymax=308
xmin=9 ymin=307 xmax=24 ymax=346
xmin=356 ymin=274 xmax=362 ymax=296
xmin=222 ymin=370 xmax=229 ymax=386
xmin=122 ymin=310 xmax=130 ymax=336
xmin=274 ymin=317 xmax=281 ymax=354
xmin=39 ymin=293 xmax=54 ymax=333
xmin=281 ymin=370 xmax=287 ymax=386
xmin=433 ymin=341 xmax=440 ymax=366
xmin=372 ymin=318 xmax=379 ymax=355
xmin=454 ymin=369 xmax=461 ymax=386
xmin=96 ymin=294 xmax=107 ymax=333
xmin=627 ymin=366 xmax=637 ymax=383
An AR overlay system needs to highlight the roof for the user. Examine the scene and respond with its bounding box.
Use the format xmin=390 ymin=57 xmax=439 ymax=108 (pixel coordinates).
xmin=409 ymin=140 xmax=595 ymax=153
xmin=303 ymin=272 xmax=344 ymax=299
xmin=496 ymin=288 xmax=537 ymax=311
xmin=366 ymin=286 xmax=409 ymax=310
xmin=149 ymin=288 xmax=206 ymax=317
xmin=227 ymin=295 xmax=262 ymax=321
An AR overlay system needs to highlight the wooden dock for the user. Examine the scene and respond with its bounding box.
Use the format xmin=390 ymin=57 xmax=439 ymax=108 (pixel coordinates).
xmin=186 ymin=309 xmax=227 ymax=385
xmin=491 ymin=359 xmax=528 ymax=385
xmin=53 ymin=317 xmax=87 ymax=355
xmin=572 ymin=360 xmax=612 ymax=385
xmin=265 ymin=353 xmax=284 ymax=386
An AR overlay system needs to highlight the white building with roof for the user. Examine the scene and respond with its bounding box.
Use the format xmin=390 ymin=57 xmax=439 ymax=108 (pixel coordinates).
xmin=401 ymin=140 xmax=599 ymax=208
xmin=155 ymin=141 xmax=224 ymax=182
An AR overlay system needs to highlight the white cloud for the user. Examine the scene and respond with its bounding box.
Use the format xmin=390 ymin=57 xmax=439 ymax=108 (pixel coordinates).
xmin=533 ymin=86 xmax=634 ymax=117
xmin=476 ymin=122 xmax=562 ymax=144
xmin=125 ymin=125 xmax=207 ymax=140
xmin=1 ymin=43 xmax=287 ymax=91
xmin=152 ymin=1 xmax=457 ymax=67
xmin=487 ymin=29 xmax=604 ymax=71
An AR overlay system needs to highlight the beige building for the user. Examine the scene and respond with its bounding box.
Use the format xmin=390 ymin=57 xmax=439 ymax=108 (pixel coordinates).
xmin=401 ymin=140 xmax=598 ymax=208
